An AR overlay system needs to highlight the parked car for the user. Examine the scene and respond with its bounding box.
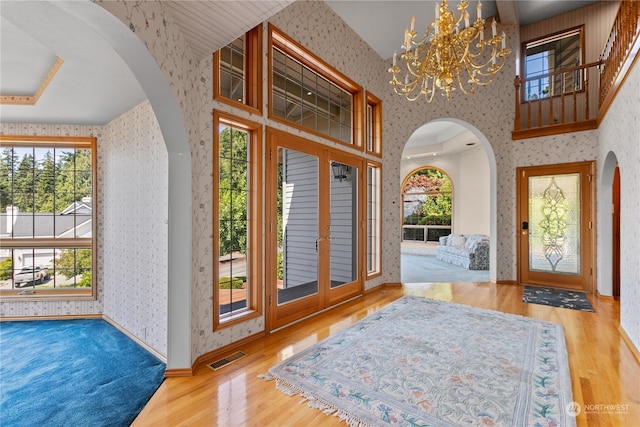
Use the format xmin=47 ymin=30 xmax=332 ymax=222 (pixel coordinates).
xmin=14 ymin=266 xmax=49 ymax=287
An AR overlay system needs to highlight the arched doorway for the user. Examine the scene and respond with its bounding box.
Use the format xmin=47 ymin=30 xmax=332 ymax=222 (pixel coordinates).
xmin=400 ymin=119 xmax=496 ymax=282
xmin=6 ymin=1 xmax=193 ymax=370
xmin=599 ymin=151 xmax=621 ymax=299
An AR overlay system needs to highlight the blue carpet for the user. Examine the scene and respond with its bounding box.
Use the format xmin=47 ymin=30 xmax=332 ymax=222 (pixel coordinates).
xmin=0 ymin=319 xmax=165 ymax=427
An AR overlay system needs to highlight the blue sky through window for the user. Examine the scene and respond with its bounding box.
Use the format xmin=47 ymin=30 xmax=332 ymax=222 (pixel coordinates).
xmin=525 ymin=51 xmax=551 ymax=100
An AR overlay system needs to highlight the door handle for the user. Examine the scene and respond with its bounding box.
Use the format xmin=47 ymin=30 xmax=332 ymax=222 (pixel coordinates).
xmin=316 ymin=236 xmax=334 ymax=252
xmin=522 ymin=221 xmax=528 ymax=235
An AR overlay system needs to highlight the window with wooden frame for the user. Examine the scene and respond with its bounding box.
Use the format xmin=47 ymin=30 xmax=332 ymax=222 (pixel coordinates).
xmin=366 ymin=162 xmax=382 ymax=279
xmin=365 ymin=92 xmax=382 ymax=157
xmin=213 ymin=111 xmax=262 ymax=330
xmin=213 ymin=24 xmax=262 ymax=114
xmin=401 ymin=167 xmax=453 ymax=243
xmin=522 ymin=26 xmax=584 ymax=102
xmin=269 ymin=24 xmax=364 ymax=148
xmin=0 ymin=136 xmax=97 ymax=300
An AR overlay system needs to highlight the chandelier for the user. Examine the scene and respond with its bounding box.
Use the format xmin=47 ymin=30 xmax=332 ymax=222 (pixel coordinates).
xmin=388 ymin=0 xmax=511 ymax=102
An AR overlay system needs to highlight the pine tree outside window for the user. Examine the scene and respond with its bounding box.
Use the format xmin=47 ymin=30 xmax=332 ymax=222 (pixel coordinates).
xmin=0 ymin=136 xmax=96 ymax=299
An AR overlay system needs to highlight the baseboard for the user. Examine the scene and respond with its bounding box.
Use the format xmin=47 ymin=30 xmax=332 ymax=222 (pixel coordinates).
xmin=496 ymin=280 xmax=519 ymax=286
xmin=619 ymin=325 xmax=640 ymax=367
xmin=193 ymin=331 xmax=266 ymax=372
xmin=0 ymin=314 xmax=102 ymax=322
xmin=164 ymin=368 xmax=193 ymax=377
xmin=383 ymin=282 xmax=403 ymax=288
xmin=102 ymin=315 xmax=167 ymax=364
xmin=596 ymin=291 xmax=615 ymax=301
xmin=364 ymin=282 xmax=401 ymax=293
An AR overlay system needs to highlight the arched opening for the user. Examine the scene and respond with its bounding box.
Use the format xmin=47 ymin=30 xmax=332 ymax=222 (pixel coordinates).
xmin=400 ymin=119 xmax=497 ymax=283
xmin=599 ymin=151 xmax=620 ymax=299
xmin=67 ymin=2 xmax=193 ymax=370
xmin=5 ymin=2 xmax=193 ymax=370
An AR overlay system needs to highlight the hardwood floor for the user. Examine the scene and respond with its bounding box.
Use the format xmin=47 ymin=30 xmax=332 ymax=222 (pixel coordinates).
xmin=132 ymin=283 xmax=640 ymax=426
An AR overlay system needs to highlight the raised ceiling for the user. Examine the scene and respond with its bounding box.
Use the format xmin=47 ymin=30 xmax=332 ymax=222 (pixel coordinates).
xmin=0 ymin=0 xmax=603 ymax=127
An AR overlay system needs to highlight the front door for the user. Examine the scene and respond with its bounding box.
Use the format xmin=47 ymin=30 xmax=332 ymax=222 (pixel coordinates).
xmin=266 ymin=129 xmax=363 ymax=330
xmin=517 ymin=161 xmax=595 ymax=292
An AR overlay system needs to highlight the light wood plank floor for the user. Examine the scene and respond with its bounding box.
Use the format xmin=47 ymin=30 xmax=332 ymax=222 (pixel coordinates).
xmin=132 ymin=283 xmax=640 ymax=426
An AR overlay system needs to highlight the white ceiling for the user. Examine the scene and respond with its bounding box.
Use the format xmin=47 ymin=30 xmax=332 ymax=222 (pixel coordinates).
xmin=0 ymin=0 xmax=294 ymax=125
xmin=0 ymin=0 xmax=601 ymax=147
xmin=0 ymin=2 xmax=148 ymax=126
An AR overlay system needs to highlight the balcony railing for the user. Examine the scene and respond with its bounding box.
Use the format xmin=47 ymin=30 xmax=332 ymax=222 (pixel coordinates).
xmin=598 ymin=0 xmax=640 ymax=120
xmin=513 ymin=62 xmax=601 ymax=139
xmin=513 ymin=0 xmax=640 ymax=140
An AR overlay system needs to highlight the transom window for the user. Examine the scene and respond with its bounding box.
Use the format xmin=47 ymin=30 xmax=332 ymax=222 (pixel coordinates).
xmin=366 ymin=92 xmax=382 ymax=157
xmin=218 ymin=34 xmax=245 ymax=102
xmin=269 ymin=24 xmax=363 ymax=148
xmin=214 ymin=24 xmax=262 ymax=113
xmin=523 ymin=27 xmax=583 ymax=101
xmin=0 ymin=136 xmax=96 ymax=299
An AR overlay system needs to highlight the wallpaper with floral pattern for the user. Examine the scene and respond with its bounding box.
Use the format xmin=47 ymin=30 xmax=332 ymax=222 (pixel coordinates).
xmin=101 ymin=101 xmax=169 ymax=357
xmin=2 ymin=0 xmax=639 ymax=362
xmin=598 ymin=61 xmax=640 ymax=351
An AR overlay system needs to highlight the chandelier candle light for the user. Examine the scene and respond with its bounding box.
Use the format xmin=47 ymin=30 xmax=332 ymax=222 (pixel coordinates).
xmin=389 ymin=0 xmax=511 ymax=102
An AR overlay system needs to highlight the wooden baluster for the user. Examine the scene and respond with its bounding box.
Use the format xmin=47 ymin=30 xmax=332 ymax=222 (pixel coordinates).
xmin=561 ymin=73 xmax=566 ymax=123
xmin=538 ymin=91 xmax=542 ymax=127
xmin=572 ymin=71 xmax=577 ymax=122
xmin=514 ymin=76 xmax=521 ymax=131
xmin=573 ymin=89 xmax=577 ymax=122
xmin=527 ymin=96 xmax=531 ymax=129
xmin=585 ymin=68 xmax=590 ymax=120
xmin=549 ymin=79 xmax=554 ymax=125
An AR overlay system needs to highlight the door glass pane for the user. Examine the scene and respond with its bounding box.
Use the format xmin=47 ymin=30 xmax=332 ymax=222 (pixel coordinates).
xmin=330 ymin=162 xmax=358 ymax=288
xmin=277 ymin=148 xmax=319 ymax=304
xmin=528 ymin=173 xmax=580 ymax=274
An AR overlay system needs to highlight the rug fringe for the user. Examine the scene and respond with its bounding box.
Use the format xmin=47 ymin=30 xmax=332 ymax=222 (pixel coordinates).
xmin=266 ymin=377 xmax=372 ymax=427
xmin=256 ymin=372 xmax=275 ymax=381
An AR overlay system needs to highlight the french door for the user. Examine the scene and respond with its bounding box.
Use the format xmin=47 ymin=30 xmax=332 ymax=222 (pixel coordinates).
xmin=266 ymin=129 xmax=363 ymax=330
xmin=517 ymin=161 xmax=595 ymax=292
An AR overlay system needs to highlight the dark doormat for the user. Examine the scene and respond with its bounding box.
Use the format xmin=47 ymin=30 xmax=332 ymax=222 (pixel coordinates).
xmin=522 ymin=286 xmax=595 ymax=312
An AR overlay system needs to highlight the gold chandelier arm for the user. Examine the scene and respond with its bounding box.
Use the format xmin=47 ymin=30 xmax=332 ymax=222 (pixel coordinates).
xmin=389 ymin=0 xmax=510 ymax=102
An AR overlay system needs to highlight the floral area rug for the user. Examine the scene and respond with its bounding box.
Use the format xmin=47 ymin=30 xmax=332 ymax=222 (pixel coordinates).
xmin=522 ymin=286 xmax=595 ymax=312
xmin=261 ymin=296 xmax=575 ymax=427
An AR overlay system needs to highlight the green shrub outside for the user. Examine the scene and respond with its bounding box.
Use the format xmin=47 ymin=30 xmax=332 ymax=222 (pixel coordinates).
xmin=422 ymin=215 xmax=451 ymax=226
xmin=0 ymin=258 xmax=13 ymax=280
xmin=405 ymin=214 xmax=451 ymax=226
xmin=77 ymin=271 xmax=92 ymax=287
xmin=219 ymin=276 xmax=244 ymax=289
xmin=277 ymin=251 xmax=283 ymax=280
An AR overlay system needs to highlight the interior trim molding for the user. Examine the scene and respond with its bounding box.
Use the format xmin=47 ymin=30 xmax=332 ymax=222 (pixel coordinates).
xmin=164 ymin=368 xmax=194 ymax=378
xmin=375 ymin=282 xmax=403 ymax=290
xmin=0 ymin=57 xmax=64 ymax=105
xmin=102 ymin=314 xmax=167 ymax=364
xmin=0 ymin=313 xmax=102 ymax=322
xmin=619 ymin=325 xmax=640 ymax=366
xmin=192 ymin=331 xmax=266 ymax=373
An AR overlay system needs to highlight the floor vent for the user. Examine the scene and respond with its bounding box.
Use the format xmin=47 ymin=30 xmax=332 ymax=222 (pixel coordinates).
xmin=207 ymin=351 xmax=246 ymax=371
